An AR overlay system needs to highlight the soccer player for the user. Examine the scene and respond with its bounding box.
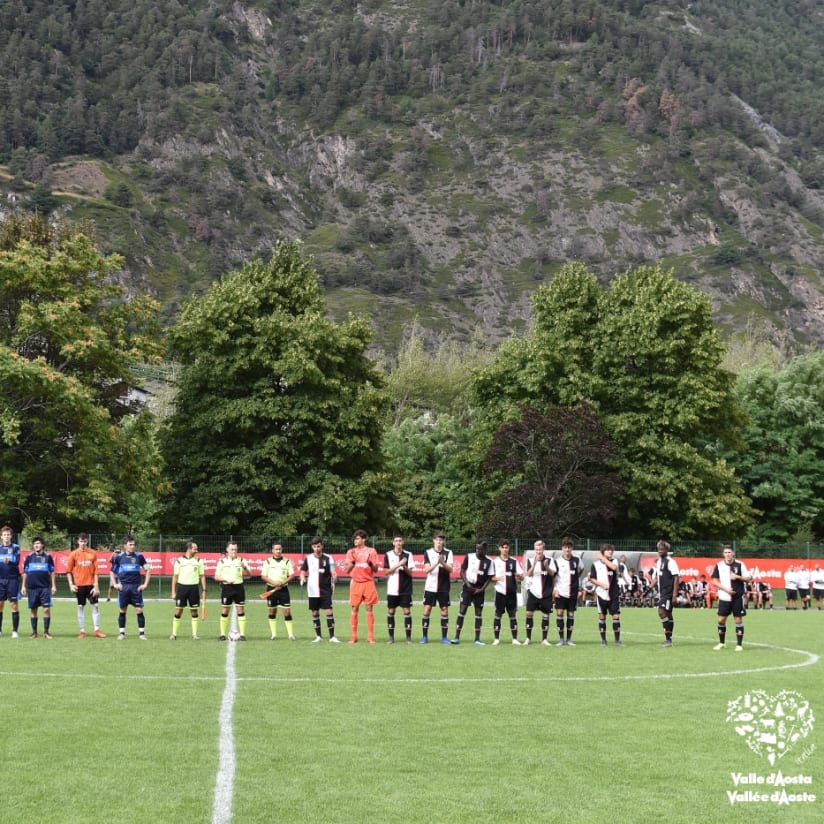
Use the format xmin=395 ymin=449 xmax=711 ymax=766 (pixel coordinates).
xmin=384 ymin=534 xmax=414 ymax=644
xmin=343 ymin=529 xmax=380 ymax=644
xmin=215 ymin=541 xmax=251 ymax=641
xmin=0 ymin=525 xmax=22 ymax=638
xmin=421 ymin=532 xmax=453 ymax=644
xmin=797 ymin=563 xmax=812 ymax=610
xmin=784 ymin=564 xmax=798 ymax=610
xmin=524 ymin=540 xmax=553 ymax=646
xmin=491 ymin=539 xmax=523 ymax=645
xmin=812 ymin=565 xmax=824 ymax=610
xmin=451 ymin=540 xmax=494 ymax=645
xmin=711 ymin=544 xmax=752 ymax=651
xmin=170 ymin=541 xmax=206 ymax=640
xmin=617 ymin=553 xmax=630 ymax=606
xmin=261 ymin=542 xmax=296 ymax=640
xmin=589 ymin=543 xmax=628 ymax=646
xmin=550 ymin=537 xmax=582 ymax=646
xmin=66 ymin=533 xmax=106 ymax=638
xmin=299 ymin=537 xmax=340 ymax=643
xmin=110 ymin=536 xmax=151 ymax=640
xmin=21 ymin=537 xmax=56 ymax=639
xmin=651 ymin=539 xmax=680 ymax=647
xmin=758 ymin=580 xmax=774 ymax=609
xmin=627 ymin=566 xmax=643 ymax=607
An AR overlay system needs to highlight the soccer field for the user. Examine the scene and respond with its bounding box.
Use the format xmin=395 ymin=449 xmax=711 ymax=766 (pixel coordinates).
xmin=2 ymin=597 xmax=821 ymax=823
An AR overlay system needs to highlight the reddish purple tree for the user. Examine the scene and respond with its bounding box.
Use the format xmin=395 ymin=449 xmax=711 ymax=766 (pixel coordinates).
xmin=480 ymin=403 xmax=625 ymax=537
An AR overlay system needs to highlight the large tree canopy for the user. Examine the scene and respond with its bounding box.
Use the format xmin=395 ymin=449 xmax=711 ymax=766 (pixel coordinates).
xmin=161 ymin=240 xmax=390 ymax=534
xmin=473 ymin=263 xmax=755 ymax=539
xmin=728 ymin=353 xmax=824 ymax=542
xmin=0 ymin=215 xmax=162 ymax=532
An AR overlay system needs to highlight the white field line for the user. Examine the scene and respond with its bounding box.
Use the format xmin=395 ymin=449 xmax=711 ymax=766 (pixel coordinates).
xmin=211 ymin=636 xmax=238 ymax=824
xmin=0 ymin=636 xmax=817 ymax=685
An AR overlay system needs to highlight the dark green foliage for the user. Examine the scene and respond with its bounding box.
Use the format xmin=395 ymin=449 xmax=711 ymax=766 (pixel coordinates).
xmin=27 ymin=183 xmax=58 ymax=213
xmin=4 ymin=1 xmax=824 ymax=161
xmin=726 ymin=354 xmax=824 ymax=542
xmin=160 ymin=240 xmax=391 ymax=534
xmin=473 ymin=262 xmax=755 ymax=538
xmin=0 ymin=214 xmax=163 ymax=532
xmin=104 ymin=181 xmax=134 ymax=208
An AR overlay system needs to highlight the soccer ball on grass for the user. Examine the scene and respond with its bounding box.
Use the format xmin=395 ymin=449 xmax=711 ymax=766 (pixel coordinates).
xmin=228 ymin=629 xmax=242 ymax=641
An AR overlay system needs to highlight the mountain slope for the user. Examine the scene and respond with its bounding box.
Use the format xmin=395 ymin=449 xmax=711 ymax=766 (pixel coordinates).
xmin=3 ymin=0 xmax=824 ymax=348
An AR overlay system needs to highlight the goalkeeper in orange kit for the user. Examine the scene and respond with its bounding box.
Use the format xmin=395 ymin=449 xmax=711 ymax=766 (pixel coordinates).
xmin=343 ymin=529 xmax=380 ymax=644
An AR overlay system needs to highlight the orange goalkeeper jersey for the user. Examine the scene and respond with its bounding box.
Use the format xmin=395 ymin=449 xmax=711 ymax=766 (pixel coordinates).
xmin=346 ymin=547 xmax=379 ymax=583
xmin=66 ymin=548 xmax=98 ymax=586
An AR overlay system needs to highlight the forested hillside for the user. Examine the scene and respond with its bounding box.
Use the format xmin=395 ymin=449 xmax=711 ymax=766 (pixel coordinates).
xmin=3 ymin=0 xmax=824 ymax=346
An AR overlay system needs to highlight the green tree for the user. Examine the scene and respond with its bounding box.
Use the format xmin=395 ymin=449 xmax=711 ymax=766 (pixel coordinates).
xmin=161 ymin=240 xmax=390 ymax=534
xmin=473 ymin=262 xmax=600 ymax=413
xmin=27 ymin=183 xmax=58 ymax=213
xmin=104 ymin=181 xmax=134 ymax=208
xmin=384 ymin=320 xmax=491 ymax=422
xmin=473 ymin=263 xmax=755 ymax=539
xmin=381 ymin=412 xmax=481 ymax=539
xmin=0 ymin=214 xmax=163 ymax=532
xmin=592 ymin=265 xmax=754 ymax=538
xmin=726 ymin=353 xmax=824 ymax=542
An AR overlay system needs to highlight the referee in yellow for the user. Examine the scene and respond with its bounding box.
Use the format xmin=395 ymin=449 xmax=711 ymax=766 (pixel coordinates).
xmin=261 ymin=542 xmax=296 ymax=640
xmin=170 ymin=541 xmax=207 ymax=640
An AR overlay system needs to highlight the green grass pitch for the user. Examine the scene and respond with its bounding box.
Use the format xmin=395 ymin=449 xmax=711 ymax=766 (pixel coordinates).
xmin=1 ymin=593 xmax=821 ymax=823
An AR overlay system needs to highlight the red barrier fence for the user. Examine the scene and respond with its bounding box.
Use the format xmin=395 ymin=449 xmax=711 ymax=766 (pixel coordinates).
xmin=25 ymin=552 xmax=821 ymax=585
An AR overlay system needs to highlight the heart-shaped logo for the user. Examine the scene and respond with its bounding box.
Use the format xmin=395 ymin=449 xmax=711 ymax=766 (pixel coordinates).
xmin=726 ymin=690 xmax=814 ymax=765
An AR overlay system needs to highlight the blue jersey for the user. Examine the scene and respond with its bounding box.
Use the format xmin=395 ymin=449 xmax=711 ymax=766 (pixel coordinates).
xmin=0 ymin=544 xmax=21 ymax=580
xmin=23 ymin=552 xmax=54 ymax=589
xmin=112 ymin=552 xmax=148 ymax=586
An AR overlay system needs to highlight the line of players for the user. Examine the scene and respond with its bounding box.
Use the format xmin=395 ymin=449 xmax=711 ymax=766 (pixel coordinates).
xmin=783 ymin=564 xmax=824 ymax=610
xmin=0 ymin=527 xmax=638 ymax=645
xmin=179 ymin=532 xmax=668 ymax=648
xmin=3 ymin=525 xmax=820 ymax=645
xmin=195 ymin=534 xmax=764 ymax=651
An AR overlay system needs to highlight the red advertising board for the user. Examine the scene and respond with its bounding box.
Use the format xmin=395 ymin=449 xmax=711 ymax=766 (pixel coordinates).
xmin=22 ymin=551 xmax=822 ymax=584
xmin=640 ymin=556 xmax=818 ymax=585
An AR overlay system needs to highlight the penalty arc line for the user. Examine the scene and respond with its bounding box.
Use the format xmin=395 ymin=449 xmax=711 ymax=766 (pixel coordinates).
xmin=234 ymin=637 xmax=821 ymax=685
xmin=0 ymin=638 xmax=818 ymax=686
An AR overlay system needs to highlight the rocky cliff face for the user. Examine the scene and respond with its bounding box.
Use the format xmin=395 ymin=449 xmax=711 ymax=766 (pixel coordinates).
xmin=5 ymin=0 xmax=824 ymax=351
